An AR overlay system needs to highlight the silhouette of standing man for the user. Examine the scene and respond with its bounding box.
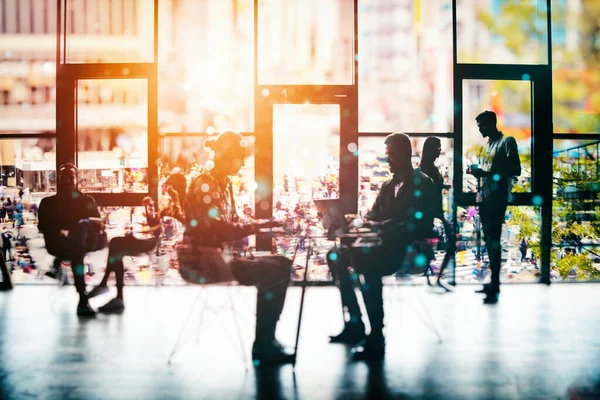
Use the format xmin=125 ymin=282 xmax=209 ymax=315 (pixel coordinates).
xmin=468 ymin=111 xmax=521 ymax=304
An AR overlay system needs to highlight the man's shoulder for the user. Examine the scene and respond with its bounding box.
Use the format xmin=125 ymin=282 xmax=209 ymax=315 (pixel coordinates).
xmin=76 ymin=192 xmax=98 ymax=205
xmin=39 ymin=195 xmax=57 ymax=207
xmin=416 ymin=170 xmax=434 ymax=186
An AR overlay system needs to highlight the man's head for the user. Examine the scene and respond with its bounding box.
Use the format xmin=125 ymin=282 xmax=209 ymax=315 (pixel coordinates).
xmin=422 ymin=136 xmax=441 ymax=165
xmin=205 ymin=131 xmax=246 ymax=176
xmin=475 ymin=110 xmax=499 ymax=139
xmin=58 ymin=163 xmax=78 ymax=194
xmin=384 ymin=133 xmax=412 ymax=175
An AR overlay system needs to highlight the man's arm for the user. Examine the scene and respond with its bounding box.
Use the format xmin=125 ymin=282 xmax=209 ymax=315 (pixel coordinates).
xmin=83 ymin=195 xmax=101 ymax=218
xmin=365 ymin=181 xmax=388 ymax=222
xmin=504 ymin=136 xmax=521 ymax=178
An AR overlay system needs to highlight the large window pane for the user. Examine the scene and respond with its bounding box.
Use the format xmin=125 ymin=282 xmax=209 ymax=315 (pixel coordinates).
xmin=158 ymin=0 xmax=254 ymax=133
xmin=77 ymin=79 xmax=148 ymax=193
xmin=462 ymin=79 xmax=532 ymax=193
xmin=0 ymin=138 xmax=56 ymax=201
xmin=455 ymin=205 xmax=541 ymax=284
xmin=272 ymin=104 xmax=340 ymax=213
xmin=552 ymin=140 xmax=600 ymax=282
xmin=258 ymin=0 xmax=353 ymax=84
xmin=551 ymin=0 xmax=600 ymax=133
xmin=62 ymin=0 xmax=155 ymax=63
xmin=359 ymin=0 xmax=453 ymax=132
xmin=457 ymin=0 xmax=548 ymax=65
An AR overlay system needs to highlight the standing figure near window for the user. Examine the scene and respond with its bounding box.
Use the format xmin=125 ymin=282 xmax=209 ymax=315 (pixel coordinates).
xmin=418 ymin=136 xmax=455 ymax=289
xmin=468 ymin=111 xmax=521 ymax=304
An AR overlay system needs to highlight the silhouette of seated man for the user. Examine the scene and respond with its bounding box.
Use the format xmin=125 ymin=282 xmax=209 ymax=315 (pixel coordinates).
xmin=38 ymin=163 xmax=104 ymax=317
xmin=327 ymin=133 xmax=437 ymax=361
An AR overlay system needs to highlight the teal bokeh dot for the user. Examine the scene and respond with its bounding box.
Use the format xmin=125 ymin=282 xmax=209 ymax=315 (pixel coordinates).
xmin=493 ymin=174 xmax=501 ymax=182
xmin=328 ymin=252 xmax=338 ymax=261
xmin=415 ymin=254 xmax=427 ymax=267
xmin=208 ymin=208 xmax=219 ymax=218
xmin=190 ymin=219 xmax=198 ymax=227
xmin=532 ymin=194 xmax=543 ymax=206
xmin=265 ymin=292 xmax=273 ymax=301
xmin=414 ymin=190 xmax=422 ymax=198
xmin=415 ymin=211 xmax=423 ymax=220
xmin=522 ymin=73 xmax=530 ymax=80
xmin=199 ymin=277 xmax=206 ymax=284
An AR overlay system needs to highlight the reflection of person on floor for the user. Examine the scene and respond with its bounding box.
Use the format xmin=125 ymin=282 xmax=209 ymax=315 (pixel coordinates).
xmin=418 ymin=137 xmax=456 ymax=288
xmin=468 ymin=111 xmax=521 ymax=304
xmin=38 ymin=163 xmax=102 ymax=317
xmin=87 ymin=197 xmax=162 ymax=313
xmin=327 ymin=133 xmax=437 ymax=361
xmin=183 ymin=131 xmax=294 ymax=364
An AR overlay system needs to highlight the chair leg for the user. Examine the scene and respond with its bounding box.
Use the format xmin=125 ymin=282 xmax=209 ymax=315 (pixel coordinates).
xmin=168 ymin=288 xmax=204 ymax=364
xmin=411 ymin=285 xmax=443 ymax=344
xmin=227 ymin=287 xmax=250 ymax=370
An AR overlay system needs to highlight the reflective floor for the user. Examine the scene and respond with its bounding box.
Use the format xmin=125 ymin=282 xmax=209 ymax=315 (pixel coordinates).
xmin=1 ymin=284 xmax=599 ymax=399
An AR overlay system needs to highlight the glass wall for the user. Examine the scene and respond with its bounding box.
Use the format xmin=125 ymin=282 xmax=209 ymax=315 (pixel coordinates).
xmin=551 ymin=0 xmax=600 ymax=134
xmin=552 ymin=140 xmax=600 ymax=282
xmin=455 ymin=205 xmax=541 ymax=284
xmin=258 ymin=0 xmax=354 ymax=84
xmin=456 ymin=0 xmax=549 ymax=65
xmin=77 ymin=79 xmax=148 ymax=194
xmin=462 ymin=79 xmax=532 ymax=193
xmin=159 ymin=0 xmax=254 ymax=133
xmin=272 ymin=104 xmax=341 ymax=213
xmin=358 ymin=0 xmax=453 ymax=132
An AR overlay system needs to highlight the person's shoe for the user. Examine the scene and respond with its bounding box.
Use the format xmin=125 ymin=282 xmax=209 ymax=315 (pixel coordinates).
xmin=329 ymin=322 xmax=366 ymax=344
xmin=475 ymin=283 xmax=499 ymax=294
xmin=252 ymin=339 xmax=296 ymax=365
xmin=45 ymin=268 xmax=58 ymax=279
xmin=351 ymin=335 xmax=385 ymax=362
xmin=98 ymin=297 xmax=125 ymax=313
xmin=77 ymin=302 xmax=96 ymax=317
xmin=87 ymin=285 xmax=109 ymax=299
xmin=483 ymin=291 xmax=499 ymax=304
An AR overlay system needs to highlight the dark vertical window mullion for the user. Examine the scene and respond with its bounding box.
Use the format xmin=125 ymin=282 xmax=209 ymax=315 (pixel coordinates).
xmin=121 ymin=0 xmax=125 ymax=34
xmin=108 ymin=0 xmax=112 ymax=34
xmin=83 ymin=0 xmax=87 ymax=34
xmin=1 ymin=0 xmax=6 ymax=34
xmin=15 ymin=0 xmax=20 ymax=33
xmin=43 ymin=0 xmax=48 ymax=33
xmin=30 ymin=0 xmax=34 ymax=33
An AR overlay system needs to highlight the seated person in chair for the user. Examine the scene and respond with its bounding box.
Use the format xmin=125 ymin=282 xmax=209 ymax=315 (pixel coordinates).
xmin=327 ymin=133 xmax=437 ymax=360
xmin=38 ymin=163 xmax=104 ymax=317
xmin=182 ymin=131 xmax=294 ymax=365
xmin=88 ymin=196 xmax=163 ymax=313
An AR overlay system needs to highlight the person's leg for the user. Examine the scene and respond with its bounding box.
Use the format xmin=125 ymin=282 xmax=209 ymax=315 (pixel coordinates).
xmin=326 ymin=247 xmax=365 ymax=343
xmin=350 ymin=245 xmax=405 ymax=360
xmin=479 ymin=202 xmax=506 ymax=303
xmin=99 ymin=235 xmax=157 ymax=312
xmin=230 ymin=255 xmax=293 ymax=363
